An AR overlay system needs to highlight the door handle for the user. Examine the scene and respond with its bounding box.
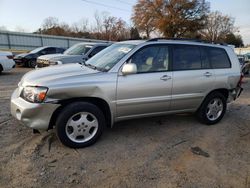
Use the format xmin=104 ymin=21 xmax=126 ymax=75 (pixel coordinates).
xmin=160 ymin=75 xmax=171 ymax=81
xmin=203 ymin=72 xmax=212 ymax=77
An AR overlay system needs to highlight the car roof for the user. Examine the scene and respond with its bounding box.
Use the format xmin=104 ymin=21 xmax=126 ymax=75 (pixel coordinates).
xmin=118 ymin=39 xmax=232 ymax=50
xmin=35 ymin=46 xmax=64 ymax=49
xmin=76 ymin=42 xmax=112 ymax=46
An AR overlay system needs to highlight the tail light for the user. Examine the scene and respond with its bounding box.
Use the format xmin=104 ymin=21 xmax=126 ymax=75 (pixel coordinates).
xmin=7 ymin=55 xmax=14 ymax=59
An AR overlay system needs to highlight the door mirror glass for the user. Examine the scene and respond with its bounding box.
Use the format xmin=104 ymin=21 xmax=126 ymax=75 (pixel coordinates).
xmin=121 ymin=63 xmax=137 ymax=75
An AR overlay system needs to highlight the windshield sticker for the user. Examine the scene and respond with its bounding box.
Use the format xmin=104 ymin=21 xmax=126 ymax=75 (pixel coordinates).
xmin=118 ymin=47 xmax=131 ymax=53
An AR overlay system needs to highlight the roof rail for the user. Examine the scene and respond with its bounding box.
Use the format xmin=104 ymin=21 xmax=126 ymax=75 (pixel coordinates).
xmin=147 ymin=37 xmax=208 ymax=43
xmin=146 ymin=37 xmax=229 ymax=46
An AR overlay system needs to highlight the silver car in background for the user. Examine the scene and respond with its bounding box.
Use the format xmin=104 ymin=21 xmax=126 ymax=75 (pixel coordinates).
xmin=11 ymin=39 xmax=243 ymax=148
xmin=36 ymin=42 xmax=111 ymax=68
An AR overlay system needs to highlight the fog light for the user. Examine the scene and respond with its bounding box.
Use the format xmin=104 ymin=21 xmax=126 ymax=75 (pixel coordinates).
xmin=16 ymin=109 xmax=21 ymax=120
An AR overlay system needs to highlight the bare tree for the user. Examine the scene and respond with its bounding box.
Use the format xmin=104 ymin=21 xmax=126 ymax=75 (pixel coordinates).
xmin=71 ymin=23 xmax=81 ymax=33
xmin=199 ymin=11 xmax=236 ymax=42
xmin=0 ymin=26 xmax=8 ymax=31
xmin=42 ymin=17 xmax=59 ymax=30
xmin=103 ymin=16 xmax=116 ymax=40
xmin=78 ymin=18 xmax=89 ymax=32
xmin=36 ymin=13 xmax=130 ymax=41
xmin=15 ymin=26 xmax=28 ymax=32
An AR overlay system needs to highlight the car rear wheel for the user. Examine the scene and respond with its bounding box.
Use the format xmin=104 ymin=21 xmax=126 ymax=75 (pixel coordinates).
xmin=56 ymin=102 xmax=105 ymax=148
xmin=196 ymin=92 xmax=227 ymax=125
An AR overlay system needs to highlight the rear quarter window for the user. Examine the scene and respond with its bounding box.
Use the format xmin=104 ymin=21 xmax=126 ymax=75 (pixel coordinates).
xmin=207 ymin=47 xmax=231 ymax=69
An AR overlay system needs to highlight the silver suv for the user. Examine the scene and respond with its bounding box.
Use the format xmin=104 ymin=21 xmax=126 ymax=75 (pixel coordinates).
xmin=11 ymin=39 xmax=243 ymax=148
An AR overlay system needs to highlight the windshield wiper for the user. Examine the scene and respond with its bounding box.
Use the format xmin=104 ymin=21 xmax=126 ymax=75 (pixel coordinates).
xmin=85 ymin=63 xmax=97 ymax=70
xmin=85 ymin=63 xmax=107 ymax=72
xmin=79 ymin=62 xmax=106 ymax=72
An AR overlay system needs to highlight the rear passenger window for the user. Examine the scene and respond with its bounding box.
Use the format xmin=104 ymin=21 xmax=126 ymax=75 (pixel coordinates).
xmin=173 ymin=45 xmax=201 ymax=70
xmin=207 ymin=48 xmax=231 ymax=68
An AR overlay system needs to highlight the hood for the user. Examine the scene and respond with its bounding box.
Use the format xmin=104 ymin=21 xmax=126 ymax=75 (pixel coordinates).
xmin=20 ymin=63 xmax=99 ymax=87
xmin=38 ymin=54 xmax=83 ymax=63
xmin=15 ymin=53 xmax=29 ymax=58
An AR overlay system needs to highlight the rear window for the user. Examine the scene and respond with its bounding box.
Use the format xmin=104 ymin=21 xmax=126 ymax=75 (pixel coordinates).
xmin=207 ymin=47 xmax=231 ymax=68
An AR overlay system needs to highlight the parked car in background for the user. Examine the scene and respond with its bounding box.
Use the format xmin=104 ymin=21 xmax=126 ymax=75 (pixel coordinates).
xmin=14 ymin=46 xmax=65 ymax=68
xmin=36 ymin=42 xmax=111 ymax=68
xmin=239 ymin=53 xmax=250 ymax=75
xmin=11 ymin=39 xmax=243 ymax=148
xmin=237 ymin=54 xmax=246 ymax=71
xmin=245 ymin=53 xmax=250 ymax=62
xmin=0 ymin=51 xmax=15 ymax=74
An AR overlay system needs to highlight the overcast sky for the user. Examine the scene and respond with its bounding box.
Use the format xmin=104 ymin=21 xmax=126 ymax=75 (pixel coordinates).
xmin=0 ymin=0 xmax=249 ymax=44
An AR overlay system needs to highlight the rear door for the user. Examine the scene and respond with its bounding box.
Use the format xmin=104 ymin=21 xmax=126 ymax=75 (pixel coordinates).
xmin=116 ymin=44 xmax=173 ymax=118
xmin=171 ymin=45 xmax=215 ymax=111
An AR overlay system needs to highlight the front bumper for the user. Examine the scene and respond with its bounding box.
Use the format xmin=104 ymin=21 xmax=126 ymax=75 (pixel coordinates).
xmin=10 ymin=88 xmax=60 ymax=130
xmin=14 ymin=58 xmax=25 ymax=65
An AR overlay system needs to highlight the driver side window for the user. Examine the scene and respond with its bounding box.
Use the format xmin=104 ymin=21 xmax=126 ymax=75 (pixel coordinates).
xmin=128 ymin=45 xmax=169 ymax=73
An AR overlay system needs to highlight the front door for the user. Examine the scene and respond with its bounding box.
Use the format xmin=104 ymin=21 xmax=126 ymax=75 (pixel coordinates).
xmin=116 ymin=45 xmax=173 ymax=119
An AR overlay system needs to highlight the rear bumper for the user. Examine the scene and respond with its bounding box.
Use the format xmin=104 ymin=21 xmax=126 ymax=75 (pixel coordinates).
xmin=228 ymin=86 xmax=243 ymax=102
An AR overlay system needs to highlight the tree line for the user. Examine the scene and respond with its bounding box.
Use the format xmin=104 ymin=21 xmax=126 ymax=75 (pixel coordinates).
xmin=34 ymin=13 xmax=140 ymax=41
xmin=34 ymin=0 xmax=244 ymax=47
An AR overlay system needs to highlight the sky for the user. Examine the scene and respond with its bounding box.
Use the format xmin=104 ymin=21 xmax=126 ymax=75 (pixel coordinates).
xmin=0 ymin=0 xmax=250 ymax=44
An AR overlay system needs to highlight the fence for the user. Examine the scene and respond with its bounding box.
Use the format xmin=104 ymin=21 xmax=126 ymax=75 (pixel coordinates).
xmin=234 ymin=47 xmax=250 ymax=55
xmin=0 ymin=31 xmax=108 ymax=51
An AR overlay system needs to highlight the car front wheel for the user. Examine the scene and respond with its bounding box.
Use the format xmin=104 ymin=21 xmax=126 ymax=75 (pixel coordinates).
xmin=56 ymin=102 xmax=105 ymax=148
xmin=28 ymin=59 xmax=37 ymax=68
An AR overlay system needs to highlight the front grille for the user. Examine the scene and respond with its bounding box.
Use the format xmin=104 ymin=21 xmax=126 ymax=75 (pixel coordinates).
xmin=36 ymin=59 xmax=50 ymax=68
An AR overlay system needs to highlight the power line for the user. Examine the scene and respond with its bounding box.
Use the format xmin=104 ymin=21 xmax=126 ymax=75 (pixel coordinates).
xmin=117 ymin=0 xmax=134 ymax=6
xmin=81 ymin=0 xmax=131 ymax=12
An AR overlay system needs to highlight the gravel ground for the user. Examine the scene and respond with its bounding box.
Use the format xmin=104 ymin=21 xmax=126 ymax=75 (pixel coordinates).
xmin=0 ymin=67 xmax=250 ymax=188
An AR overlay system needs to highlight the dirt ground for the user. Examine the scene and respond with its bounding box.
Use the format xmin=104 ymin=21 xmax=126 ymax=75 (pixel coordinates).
xmin=0 ymin=67 xmax=250 ymax=188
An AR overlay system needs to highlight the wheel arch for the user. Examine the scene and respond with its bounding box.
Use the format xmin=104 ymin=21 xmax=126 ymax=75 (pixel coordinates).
xmin=198 ymin=88 xmax=229 ymax=111
xmin=206 ymin=88 xmax=229 ymax=100
xmin=48 ymin=97 xmax=112 ymax=130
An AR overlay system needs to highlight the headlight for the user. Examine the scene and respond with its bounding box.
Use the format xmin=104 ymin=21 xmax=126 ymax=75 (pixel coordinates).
xmin=21 ymin=86 xmax=48 ymax=103
xmin=49 ymin=60 xmax=62 ymax=65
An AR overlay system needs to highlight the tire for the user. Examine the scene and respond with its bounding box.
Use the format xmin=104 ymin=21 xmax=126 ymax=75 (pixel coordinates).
xmin=55 ymin=102 xmax=105 ymax=148
xmin=28 ymin=59 xmax=37 ymax=68
xmin=196 ymin=92 xmax=227 ymax=125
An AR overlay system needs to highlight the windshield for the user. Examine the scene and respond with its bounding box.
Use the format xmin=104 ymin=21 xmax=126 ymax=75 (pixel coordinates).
xmin=64 ymin=43 xmax=93 ymax=55
xmin=30 ymin=47 xmax=45 ymax=54
xmin=85 ymin=43 xmax=136 ymax=71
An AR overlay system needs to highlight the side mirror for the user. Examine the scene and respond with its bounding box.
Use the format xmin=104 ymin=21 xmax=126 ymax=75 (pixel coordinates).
xmin=121 ymin=63 xmax=137 ymax=75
